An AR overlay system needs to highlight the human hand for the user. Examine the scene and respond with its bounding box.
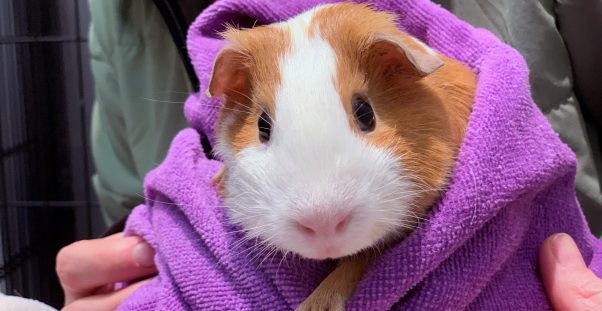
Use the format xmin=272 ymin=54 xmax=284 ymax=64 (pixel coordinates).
xmin=56 ymin=233 xmax=157 ymax=311
xmin=540 ymin=233 xmax=602 ymax=311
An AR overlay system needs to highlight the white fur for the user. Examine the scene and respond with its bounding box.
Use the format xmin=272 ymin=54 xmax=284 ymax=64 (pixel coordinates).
xmin=216 ymin=6 xmax=417 ymax=260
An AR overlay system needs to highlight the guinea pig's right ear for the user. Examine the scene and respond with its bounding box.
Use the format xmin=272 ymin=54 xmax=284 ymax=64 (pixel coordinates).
xmin=205 ymin=46 xmax=250 ymax=99
xmin=366 ymin=34 xmax=443 ymax=78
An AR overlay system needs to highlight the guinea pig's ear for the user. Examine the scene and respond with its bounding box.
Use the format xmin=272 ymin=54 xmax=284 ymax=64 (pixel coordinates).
xmin=205 ymin=46 xmax=250 ymax=99
xmin=366 ymin=34 xmax=443 ymax=77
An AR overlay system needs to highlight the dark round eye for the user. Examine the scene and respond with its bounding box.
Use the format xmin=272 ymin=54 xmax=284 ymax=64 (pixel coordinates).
xmin=258 ymin=111 xmax=272 ymax=143
xmin=352 ymin=95 xmax=375 ymax=132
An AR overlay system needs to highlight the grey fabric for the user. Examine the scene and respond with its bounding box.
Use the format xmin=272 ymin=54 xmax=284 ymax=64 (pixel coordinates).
xmin=433 ymin=0 xmax=602 ymax=236
xmin=556 ymin=0 xmax=602 ymax=128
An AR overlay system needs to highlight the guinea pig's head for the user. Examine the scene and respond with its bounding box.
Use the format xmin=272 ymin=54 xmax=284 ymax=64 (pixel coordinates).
xmin=208 ymin=4 xmax=466 ymax=260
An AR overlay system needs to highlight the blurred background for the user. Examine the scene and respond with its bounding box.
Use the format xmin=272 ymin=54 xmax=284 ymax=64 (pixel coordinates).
xmin=0 ymin=0 xmax=104 ymax=307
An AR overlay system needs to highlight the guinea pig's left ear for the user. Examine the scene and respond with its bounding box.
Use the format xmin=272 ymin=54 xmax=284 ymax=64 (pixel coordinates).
xmin=205 ymin=46 xmax=250 ymax=99
xmin=367 ymin=34 xmax=443 ymax=77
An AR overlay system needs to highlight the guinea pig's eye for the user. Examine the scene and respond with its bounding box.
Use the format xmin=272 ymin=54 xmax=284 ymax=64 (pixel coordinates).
xmin=258 ymin=111 xmax=272 ymax=143
xmin=352 ymin=95 xmax=376 ymax=132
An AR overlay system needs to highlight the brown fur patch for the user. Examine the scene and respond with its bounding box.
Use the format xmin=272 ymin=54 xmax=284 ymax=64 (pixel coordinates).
xmin=295 ymin=251 xmax=376 ymax=311
xmin=215 ymin=25 xmax=291 ymax=154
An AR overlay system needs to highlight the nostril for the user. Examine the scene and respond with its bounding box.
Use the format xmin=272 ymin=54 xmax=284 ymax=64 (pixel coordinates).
xmin=295 ymin=212 xmax=352 ymax=237
xmin=295 ymin=221 xmax=316 ymax=236
xmin=335 ymin=213 xmax=351 ymax=233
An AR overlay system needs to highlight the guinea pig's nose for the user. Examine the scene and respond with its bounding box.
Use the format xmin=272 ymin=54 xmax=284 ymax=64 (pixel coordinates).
xmin=294 ymin=212 xmax=352 ymax=238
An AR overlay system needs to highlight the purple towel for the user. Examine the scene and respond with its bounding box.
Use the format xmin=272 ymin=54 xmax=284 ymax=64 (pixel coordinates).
xmin=117 ymin=0 xmax=602 ymax=310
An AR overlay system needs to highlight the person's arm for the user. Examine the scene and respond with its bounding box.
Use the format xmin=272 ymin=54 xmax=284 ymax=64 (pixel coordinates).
xmin=88 ymin=11 xmax=146 ymax=224
xmin=88 ymin=0 xmax=194 ymax=225
xmin=56 ymin=233 xmax=156 ymax=311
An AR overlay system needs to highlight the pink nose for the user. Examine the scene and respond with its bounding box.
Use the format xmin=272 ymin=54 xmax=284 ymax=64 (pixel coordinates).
xmin=295 ymin=212 xmax=352 ymax=238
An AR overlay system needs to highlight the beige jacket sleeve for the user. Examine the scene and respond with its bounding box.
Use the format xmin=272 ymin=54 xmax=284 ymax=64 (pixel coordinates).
xmin=88 ymin=0 xmax=190 ymax=225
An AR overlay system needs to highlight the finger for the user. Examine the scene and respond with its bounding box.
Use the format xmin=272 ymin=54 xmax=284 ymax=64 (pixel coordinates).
xmin=56 ymin=235 xmax=157 ymax=302
xmin=62 ymin=279 xmax=150 ymax=311
xmin=540 ymin=233 xmax=602 ymax=311
xmin=104 ymin=232 xmax=125 ymax=240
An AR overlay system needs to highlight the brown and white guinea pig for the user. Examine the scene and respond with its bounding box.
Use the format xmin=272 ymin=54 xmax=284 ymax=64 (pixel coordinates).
xmin=207 ymin=2 xmax=475 ymax=309
xmin=208 ymin=2 xmax=475 ymax=259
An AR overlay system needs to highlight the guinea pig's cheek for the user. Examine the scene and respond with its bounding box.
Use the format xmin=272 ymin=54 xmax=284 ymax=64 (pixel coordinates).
xmin=219 ymin=148 xmax=278 ymax=230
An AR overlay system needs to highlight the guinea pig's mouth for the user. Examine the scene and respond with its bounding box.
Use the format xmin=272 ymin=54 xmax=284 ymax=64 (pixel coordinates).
xmin=288 ymin=230 xmax=388 ymax=260
xmin=310 ymin=247 xmax=345 ymax=260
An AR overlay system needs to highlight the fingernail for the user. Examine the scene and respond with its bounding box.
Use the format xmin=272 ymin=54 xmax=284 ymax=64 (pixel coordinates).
xmin=132 ymin=242 xmax=155 ymax=267
xmin=550 ymin=233 xmax=582 ymax=267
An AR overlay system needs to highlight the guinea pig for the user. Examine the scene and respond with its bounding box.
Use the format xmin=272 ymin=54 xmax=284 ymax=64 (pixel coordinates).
xmin=207 ymin=3 xmax=476 ymax=310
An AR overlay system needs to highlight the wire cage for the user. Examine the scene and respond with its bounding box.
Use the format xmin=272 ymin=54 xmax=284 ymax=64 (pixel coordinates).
xmin=0 ymin=0 xmax=105 ymax=308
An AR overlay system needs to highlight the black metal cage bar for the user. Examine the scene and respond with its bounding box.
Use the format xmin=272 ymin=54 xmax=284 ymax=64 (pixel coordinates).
xmin=0 ymin=0 xmax=104 ymax=307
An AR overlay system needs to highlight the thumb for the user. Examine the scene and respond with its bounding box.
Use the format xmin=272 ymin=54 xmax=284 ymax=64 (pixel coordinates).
xmin=540 ymin=233 xmax=602 ymax=311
